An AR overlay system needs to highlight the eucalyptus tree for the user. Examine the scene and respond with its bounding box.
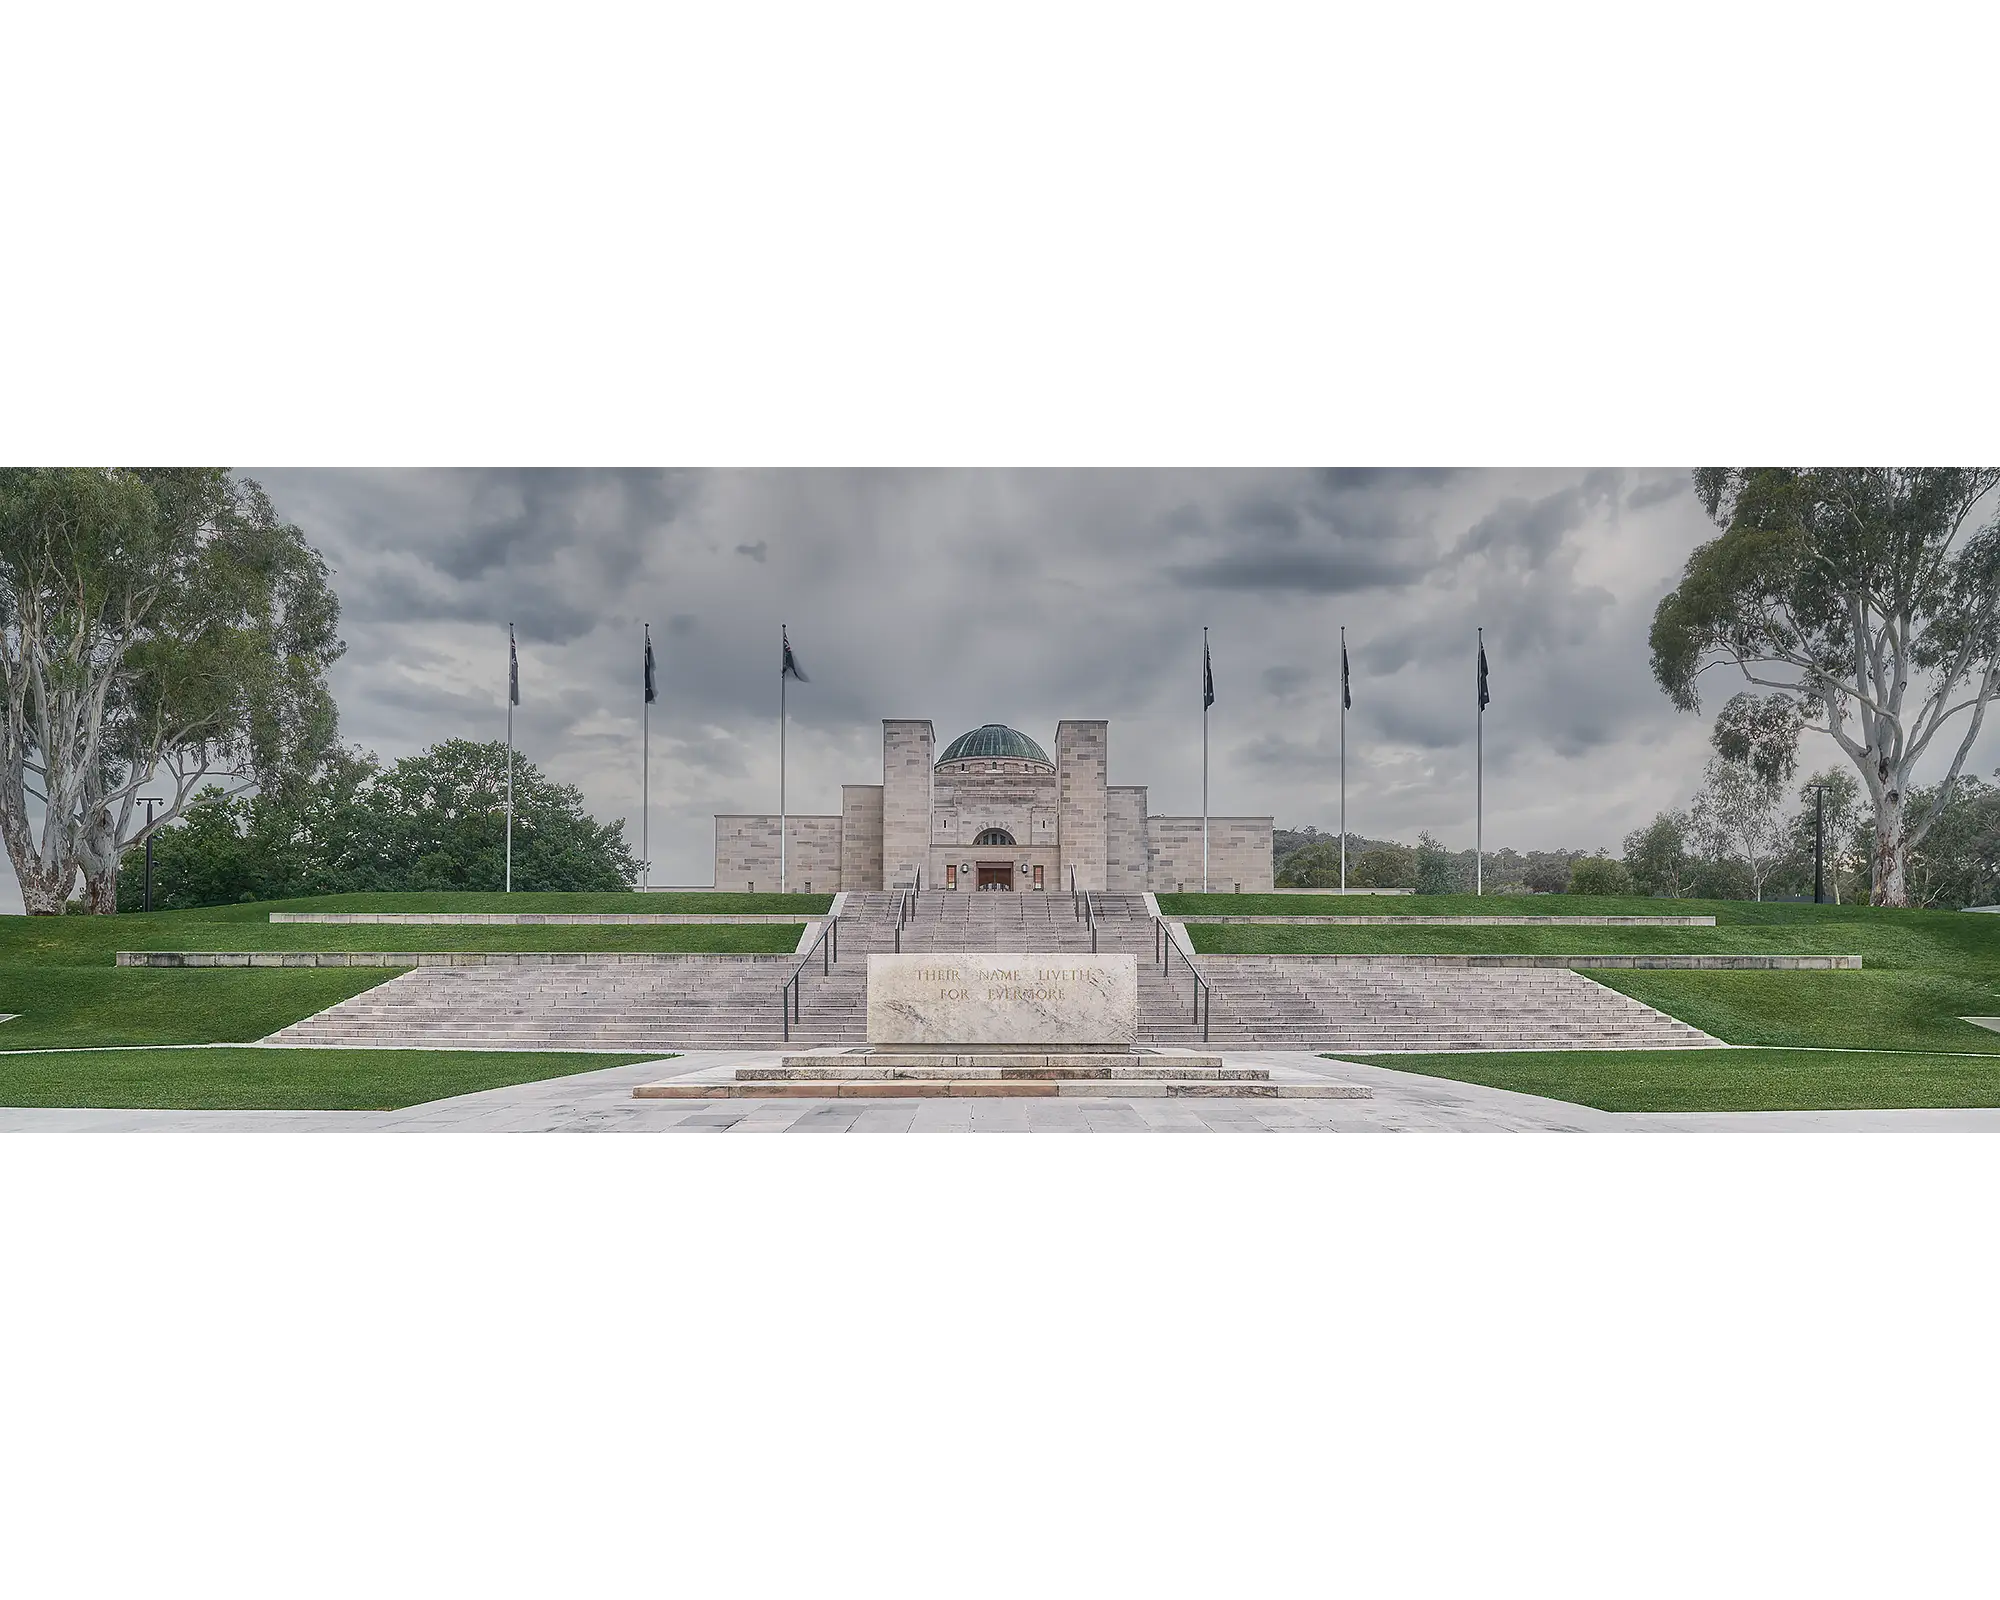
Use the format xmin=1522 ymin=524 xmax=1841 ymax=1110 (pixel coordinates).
xmin=0 ymin=469 xmax=343 ymax=913
xmin=1651 ymin=468 xmax=2000 ymax=906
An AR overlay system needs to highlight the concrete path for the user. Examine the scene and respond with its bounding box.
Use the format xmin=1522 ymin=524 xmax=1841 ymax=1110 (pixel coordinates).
xmin=4 ymin=1050 xmax=1999 ymax=1131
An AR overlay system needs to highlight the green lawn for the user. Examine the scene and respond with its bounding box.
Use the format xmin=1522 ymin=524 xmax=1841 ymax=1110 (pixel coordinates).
xmin=1337 ymin=1047 xmax=2000 ymax=1113
xmin=0 ymin=1046 xmax=664 ymax=1111
xmin=1181 ymin=897 xmax=2000 ymax=1056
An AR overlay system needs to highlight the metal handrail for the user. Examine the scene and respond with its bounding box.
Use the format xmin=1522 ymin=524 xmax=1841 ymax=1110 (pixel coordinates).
xmin=781 ymin=915 xmax=838 ymax=1042
xmin=1084 ymin=891 xmax=1097 ymax=954
xmin=1155 ymin=916 xmax=1210 ymax=1041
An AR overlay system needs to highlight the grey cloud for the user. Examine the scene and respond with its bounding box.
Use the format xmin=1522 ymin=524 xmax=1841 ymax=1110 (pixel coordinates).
xmin=735 ymin=541 xmax=768 ymax=563
xmin=1262 ymin=665 xmax=1310 ymax=702
xmin=1169 ymin=546 xmax=1428 ymax=593
xmin=1626 ymin=474 xmax=1689 ymax=511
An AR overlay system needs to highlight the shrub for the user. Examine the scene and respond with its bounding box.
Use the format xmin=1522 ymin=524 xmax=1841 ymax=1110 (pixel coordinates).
xmin=1567 ymin=856 xmax=1632 ymax=896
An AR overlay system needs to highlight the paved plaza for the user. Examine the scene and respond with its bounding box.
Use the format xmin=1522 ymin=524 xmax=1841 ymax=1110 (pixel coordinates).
xmin=6 ymin=1049 xmax=2000 ymax=1131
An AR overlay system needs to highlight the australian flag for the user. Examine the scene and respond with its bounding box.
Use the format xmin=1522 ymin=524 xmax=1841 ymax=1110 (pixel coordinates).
xmin=1342 ymin=638 xmax=1352 ymax=710
xmin=1203 ymin=635 xmax=1214 ymax=710
xmin=643 ymin=625 xmax=657 ymax=704
xmin=782 ymin=625 xmax=809 ymax=682
xmin=508 ymin=624 xmax=519 ymax=706
xmin=1478 ymin=638 xmax=1490 ymax=711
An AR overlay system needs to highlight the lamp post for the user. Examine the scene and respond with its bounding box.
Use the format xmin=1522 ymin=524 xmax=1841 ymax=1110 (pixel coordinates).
xmin=139 ymin=796 xmax=163 ymax=912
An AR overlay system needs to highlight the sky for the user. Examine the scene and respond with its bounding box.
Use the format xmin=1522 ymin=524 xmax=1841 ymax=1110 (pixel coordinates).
xmin=11 ymin=467 xmax=2000 ymax=909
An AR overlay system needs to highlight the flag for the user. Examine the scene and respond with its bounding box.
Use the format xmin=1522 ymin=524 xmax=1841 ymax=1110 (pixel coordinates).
xmin=1203 ymin=635 xmax=1215 ymax=709
xmin=1477 ymin=639 xmax=1490 ymax=711
xmin=781 ymin=625 xmax=809 ymax=682
xmin=1341 ymin=639 xmax=1352 ymax=710
xmin=643 ymin=625 xmax=657 ymax=704
xmin=508 ymin=624 xmax=519 ymax=706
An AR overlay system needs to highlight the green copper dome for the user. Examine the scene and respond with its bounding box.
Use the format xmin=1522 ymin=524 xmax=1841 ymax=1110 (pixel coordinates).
xmin=938 ymin=724 xmax=1052 ymax=767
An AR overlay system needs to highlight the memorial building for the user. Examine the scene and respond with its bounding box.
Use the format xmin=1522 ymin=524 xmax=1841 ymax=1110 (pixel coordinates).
xmin=714 ymin=720 xmax=1274 ymax=894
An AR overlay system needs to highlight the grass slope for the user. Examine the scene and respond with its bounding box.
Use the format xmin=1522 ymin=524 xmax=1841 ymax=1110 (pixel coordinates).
xmin=1183 ymin=897 xmax=2000 ymax=1055
xmin=0 ymin=1047 xmax=663 ymax=1111
xmin=1339 ymin=1047 xmax=2000 ymax=1113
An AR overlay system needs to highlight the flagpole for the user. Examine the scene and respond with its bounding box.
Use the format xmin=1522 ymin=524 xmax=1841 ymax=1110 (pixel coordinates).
xmin=779 ymin=623 xmax=787 ymax=895
xmin=505 ymin=623 xmax=514 ymax=895
xmin=1340 ymin=625 xmax=1347 ymax=892
xmin=1472 ymin=628 xmax=1495 ymax=897
xmin=1201 ymin=626 xmax=1210 ymax=894
xmin=642 ymin=624 xmax=650 ymax=892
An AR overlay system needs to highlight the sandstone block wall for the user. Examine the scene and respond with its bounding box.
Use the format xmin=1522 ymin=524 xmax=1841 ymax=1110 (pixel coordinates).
xmin=1106 ymin=785 xmax=1149 ymax=894
xmin=714 ymin=814 xmax=845 ymax=892
xmin=881 ymin=719 xmax=935 ymax=890
xmin=840 ymin=785 xmax=884 ymax=890
xmin=1147 ymin=815 xmax=1274 ymax=893
xmin=1056 ymin=720 xmax=1109 ymax=891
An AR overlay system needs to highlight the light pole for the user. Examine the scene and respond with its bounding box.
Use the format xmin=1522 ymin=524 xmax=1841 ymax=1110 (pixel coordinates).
xmin=139 ymin=796 xmax=163 ymax=912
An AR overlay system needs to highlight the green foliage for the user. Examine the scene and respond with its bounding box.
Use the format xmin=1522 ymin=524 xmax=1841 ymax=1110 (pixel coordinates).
xmin=1622 ymin=811 xmax=1692 ymax=898
xmin=117 ymin=739 xmax=641 ymax=906
xmin=1275 ymin=840 xmax=1346 ymax=887
xmin=1414 ymin=831 xmax=1464 ymax=895
xmin=1712 ymin=691 xmax=1802 ymax=786
xmin=1521 ymin=855 xmax=1572 ymax=893
xmin=362 ymin=739 xmax=638 ymax=892
xmin=1567 ymin=855 xmax=1631 ymax=895
xmin=1349 ymin=843 xmax=1415 ymax=889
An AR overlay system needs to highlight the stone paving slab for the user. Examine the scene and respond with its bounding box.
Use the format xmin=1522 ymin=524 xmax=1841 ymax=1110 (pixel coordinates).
xmin=4 ymin=1048 xmax=1998 ymax=1132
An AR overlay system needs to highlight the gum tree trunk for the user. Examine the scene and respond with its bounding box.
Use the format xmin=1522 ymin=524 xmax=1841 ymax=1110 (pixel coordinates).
xmin=1871 ymin=783 xmax=1907 ymax=908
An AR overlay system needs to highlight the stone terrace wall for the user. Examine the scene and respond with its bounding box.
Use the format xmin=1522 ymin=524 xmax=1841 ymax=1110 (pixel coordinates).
xmin=714 ymin=814 xmax=843 ymax=892
xmin=841 ymin=784 xmax=884 ymax=891
xmin=1147 ymin=816 xmax=1274 ymax=893
xmin=1106 ymin=785 xmax=1149 ymax=894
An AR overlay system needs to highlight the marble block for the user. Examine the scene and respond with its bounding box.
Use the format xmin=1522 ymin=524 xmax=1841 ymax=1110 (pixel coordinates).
xmin=866 ymin=952 xmax=1137 ymax=1048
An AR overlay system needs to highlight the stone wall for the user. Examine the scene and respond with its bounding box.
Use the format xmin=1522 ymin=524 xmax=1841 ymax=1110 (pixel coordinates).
xmin=881 ymin=719 xmax=935 ymax=890
xmin=1055 ymin=720 xmax=1109 ymax=891
xmin=840 ymin=785 xmax=884 ymax=890
xmin=714 ymin=814 xmax=844 ymax=892
xmin=933 ymin=769 xmax=1058 ymax=857
xmin=1146 ymin=815 xmax=1274 ymax=893
xmin=1106 ymin=785 xmax=1149 ymax=894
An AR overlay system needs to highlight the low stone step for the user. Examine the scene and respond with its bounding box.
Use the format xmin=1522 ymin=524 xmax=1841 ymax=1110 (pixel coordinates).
xmin=634 ymin=1078 xmax=1371 ymax=1100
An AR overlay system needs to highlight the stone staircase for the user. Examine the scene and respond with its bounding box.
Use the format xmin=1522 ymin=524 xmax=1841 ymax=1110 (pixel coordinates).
xmin=262 ymin=954 xmax=863 ymax=1052
xmin=1178 ymin=955 xmax=1721 ymax=1051
xmin=261 ymin=890 xmax=1719 ymax=1054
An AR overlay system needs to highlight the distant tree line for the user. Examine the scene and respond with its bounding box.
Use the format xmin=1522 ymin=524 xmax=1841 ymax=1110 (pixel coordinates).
xmin=1277 ymin=761 xmax=2000 ymax=907
xmin=117 ymin=739 xmax=639 ymax=910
